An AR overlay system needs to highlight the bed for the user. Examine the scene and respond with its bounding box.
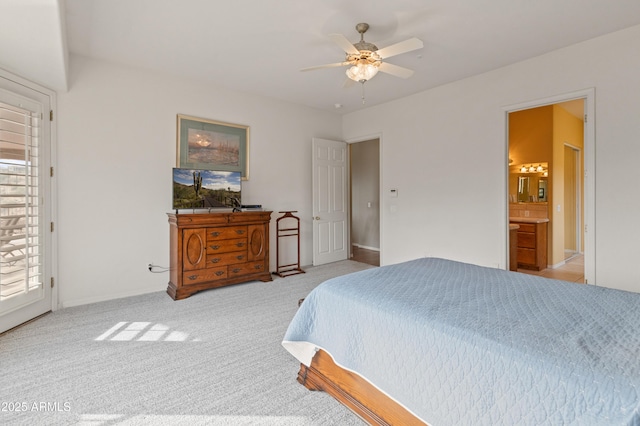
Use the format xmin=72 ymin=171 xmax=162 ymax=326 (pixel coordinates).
xmin=282 ymin=257 xmax=640 ymax=425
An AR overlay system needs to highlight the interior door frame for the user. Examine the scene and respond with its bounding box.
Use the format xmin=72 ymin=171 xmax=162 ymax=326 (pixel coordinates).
xmin=503 ymin=88 xmax=595 ymax=284
xmin=0 ymin=68 xmax=58 ymax=333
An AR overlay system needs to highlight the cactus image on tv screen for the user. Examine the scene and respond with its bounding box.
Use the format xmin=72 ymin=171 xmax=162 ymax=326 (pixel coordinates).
xmin=172 ymin=168 xmax=241 ymax=210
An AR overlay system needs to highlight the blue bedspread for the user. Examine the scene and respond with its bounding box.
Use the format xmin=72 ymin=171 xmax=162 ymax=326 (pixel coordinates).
xmin=282 ymin=258 xmax=640 ymax=425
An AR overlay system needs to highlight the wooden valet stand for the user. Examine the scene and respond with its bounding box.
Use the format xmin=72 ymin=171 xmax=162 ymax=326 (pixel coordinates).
xmin=275 ymin=211 xmax=305 ymax=277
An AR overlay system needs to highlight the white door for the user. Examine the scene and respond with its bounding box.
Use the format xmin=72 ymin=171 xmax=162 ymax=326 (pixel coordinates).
xmin=312 ymin=138 xmax=348 ymax=266
xmin=0 ymin=77 xmax=53 ymax=334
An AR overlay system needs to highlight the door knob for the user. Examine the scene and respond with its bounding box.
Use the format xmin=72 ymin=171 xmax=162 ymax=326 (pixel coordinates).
xmin=314 ymin=216 xmax=320 ymax=220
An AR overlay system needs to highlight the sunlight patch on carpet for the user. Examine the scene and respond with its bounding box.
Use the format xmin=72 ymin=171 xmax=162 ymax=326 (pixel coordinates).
xmin=94 ymin=322 xmax=200 ymax=342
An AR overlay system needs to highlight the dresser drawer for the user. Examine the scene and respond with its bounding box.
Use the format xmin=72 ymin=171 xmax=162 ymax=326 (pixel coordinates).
xmin=206 ymin=226 xmax=247 ymax=241
xmin=517 ymin=248 xmax=536 ymax=265
xmin=515 ymin=223 xmax=536 ymax=233
xmin=183 ymin=266 xmax=227 ymax=285
xmin=207 ymin=237 xmax=247 ymax=254
xmin=517 ymin=232 xmax=536 ymax=249
xmin=206 ymin=250 xmax=247 ymax=266
xmin=228 ymin=262 xmax=265 ymax=277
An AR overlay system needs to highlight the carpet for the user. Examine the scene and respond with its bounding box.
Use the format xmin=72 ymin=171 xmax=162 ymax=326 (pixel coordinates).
xmin=0 ymin=260 xmax=374 ymax=425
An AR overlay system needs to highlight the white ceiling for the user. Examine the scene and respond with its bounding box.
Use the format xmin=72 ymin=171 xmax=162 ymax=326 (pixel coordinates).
xmin=0 ymin=0 xmax=68 ymax=91
xmin=3 ymin=1 xmax=640 ymax=114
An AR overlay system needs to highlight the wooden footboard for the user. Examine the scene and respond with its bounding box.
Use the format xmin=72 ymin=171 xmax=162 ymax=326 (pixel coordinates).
xmin=297 ymin=349 xmax=427 ymax=425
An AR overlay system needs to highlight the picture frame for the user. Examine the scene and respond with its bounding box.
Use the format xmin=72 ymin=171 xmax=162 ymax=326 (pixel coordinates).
xmin=176 ymin=114 xmax=249 ymax=180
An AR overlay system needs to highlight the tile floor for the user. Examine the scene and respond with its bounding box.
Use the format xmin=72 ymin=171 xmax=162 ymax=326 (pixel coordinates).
xmin=518 ymin=254 xmax=585 ymax=283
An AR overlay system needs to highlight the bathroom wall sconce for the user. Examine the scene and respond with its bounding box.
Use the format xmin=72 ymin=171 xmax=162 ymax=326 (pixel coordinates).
xmin=517 ymin=163 xmax=548 ymax=175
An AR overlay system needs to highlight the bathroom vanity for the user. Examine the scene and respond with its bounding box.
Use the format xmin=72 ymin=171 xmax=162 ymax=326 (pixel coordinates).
xmin=509 ymin=218 xmax=549 ymax=271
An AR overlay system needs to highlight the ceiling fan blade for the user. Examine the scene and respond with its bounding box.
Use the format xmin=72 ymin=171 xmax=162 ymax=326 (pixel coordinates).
xmin=300 ymin=62 xmax=350 ymax=72
xmin=375 ymin=37 xmax=423 ymax=59
xmin=328 ymin=33 xmax=360 ymax=55
xmin=378 ymin=62 xmax=414 ymax=79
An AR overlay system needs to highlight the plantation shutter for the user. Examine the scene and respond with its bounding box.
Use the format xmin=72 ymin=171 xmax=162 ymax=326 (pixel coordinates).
xmin=0 ymin=100 xmax=43 ymax=302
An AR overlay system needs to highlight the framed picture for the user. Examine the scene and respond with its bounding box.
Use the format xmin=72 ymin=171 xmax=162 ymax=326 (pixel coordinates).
xmin=176 ymin=114 xmax=249 ymax=180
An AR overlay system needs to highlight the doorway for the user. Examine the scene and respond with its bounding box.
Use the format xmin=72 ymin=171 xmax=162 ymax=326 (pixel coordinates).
xmin=0 ymin=73 xmax=55 ymax=334
xmin=349 ymin=139 xmax=380 ymax=266
xmin=507 ymin=93 xmax=593 ymax=283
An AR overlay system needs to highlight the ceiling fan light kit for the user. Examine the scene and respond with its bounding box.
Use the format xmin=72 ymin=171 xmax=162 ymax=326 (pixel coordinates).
xmin=346 ymin=58 xmax=380 ymax=82
xmin=302 ymin=22 xmax=423 ymax=102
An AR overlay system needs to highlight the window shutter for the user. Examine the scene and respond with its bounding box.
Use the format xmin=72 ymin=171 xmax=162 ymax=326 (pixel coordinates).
xmin=0 ymin=101 xmax=43 ymax=300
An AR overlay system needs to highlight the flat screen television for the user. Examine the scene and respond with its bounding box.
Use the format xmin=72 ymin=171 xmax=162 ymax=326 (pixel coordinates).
xmin=172 ymin=168 xmax=241 ymax=210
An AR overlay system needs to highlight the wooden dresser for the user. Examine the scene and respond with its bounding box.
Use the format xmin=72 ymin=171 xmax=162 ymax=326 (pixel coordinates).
xmin=510 ymin=219 xmax=548 ymax=271
xmin=167 ymin=211 xmax=272 ymax=300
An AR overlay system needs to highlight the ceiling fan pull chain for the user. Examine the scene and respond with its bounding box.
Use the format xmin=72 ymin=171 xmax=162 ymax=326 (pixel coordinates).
xmin=361 ymin=81 xmax=366 ymax=104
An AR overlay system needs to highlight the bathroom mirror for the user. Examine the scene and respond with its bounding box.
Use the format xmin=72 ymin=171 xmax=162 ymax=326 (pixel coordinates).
xmin=517 ymin=176 xmax=530 ymax=202
xmin=510 ymin=162 xmax=549 ymax=202
xmin=538 ymin=179 xmax=548 ymax=202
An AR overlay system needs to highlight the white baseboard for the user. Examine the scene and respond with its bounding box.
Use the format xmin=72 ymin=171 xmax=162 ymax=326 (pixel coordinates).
xmin=548 ymin=260 xmax=566 ymax=269
xmin=351 ymin=243 xmax=380 ymax=252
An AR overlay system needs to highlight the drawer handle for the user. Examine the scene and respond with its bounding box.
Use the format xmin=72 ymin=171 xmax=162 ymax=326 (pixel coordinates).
xmin=254 ymin=265 xmax=262 ymax=270
xmin=209 ymin=245 xmax=220 ymax=250
xmin=236 ymin=242 xmax=245 ymax=248
xmin=211 ymin=258 xmax=221 ymax=263
xmin=187 ymin=275 xmax=198 ymax=280
xmin=210 ymin=231 xmax=220 ymax=237
xmin=236 ymin=230 xmax=245 ymax=235
xmin=236 ymin=255 xmax=245 ymax=260
xmin=215 ymin=271 xmax=225 ymax=276
xmin=232 ymin=268 xmax=241 ymax=273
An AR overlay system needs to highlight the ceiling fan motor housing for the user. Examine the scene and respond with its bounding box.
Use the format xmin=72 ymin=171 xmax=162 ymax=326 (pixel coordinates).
xmin=348 ymin=22 xmax=380 ymax=65
xmin=346 ymin=50 xmax=381 ymax=67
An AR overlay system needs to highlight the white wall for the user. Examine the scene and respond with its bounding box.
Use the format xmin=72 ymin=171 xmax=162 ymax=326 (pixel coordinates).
xmin=343 ymin=24 xmax=640 ymax=293
xmin=57 ymin=55 xmax=341 ymax=307
xmin=54 ymin=24 xmax=640 ymax=306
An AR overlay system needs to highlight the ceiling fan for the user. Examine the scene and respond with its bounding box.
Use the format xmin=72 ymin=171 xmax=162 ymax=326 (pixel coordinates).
xmin=302 ymin=23 xmax=423 ymax=84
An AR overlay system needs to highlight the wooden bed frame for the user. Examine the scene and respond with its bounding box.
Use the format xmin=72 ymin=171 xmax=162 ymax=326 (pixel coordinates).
xmin=297 ymin=349 xmax=427 ymax=425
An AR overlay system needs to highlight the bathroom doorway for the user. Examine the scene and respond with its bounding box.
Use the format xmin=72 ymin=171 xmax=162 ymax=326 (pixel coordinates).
xmin=507 ymin=94 xmax=592 ymax=283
